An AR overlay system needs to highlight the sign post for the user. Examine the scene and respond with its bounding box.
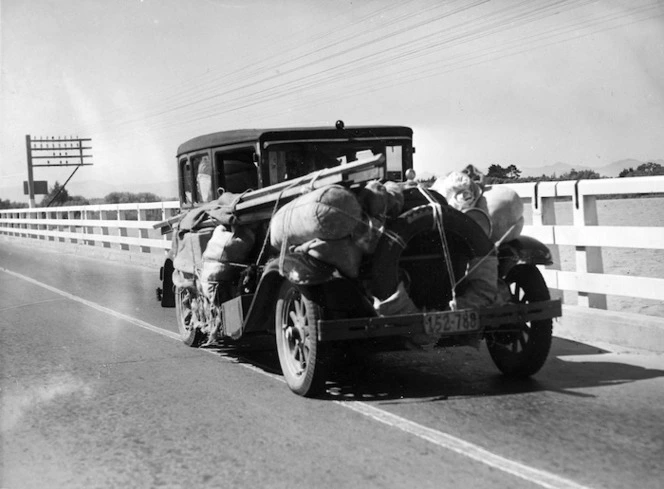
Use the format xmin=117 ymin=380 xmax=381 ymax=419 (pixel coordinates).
xmin=25 ymin=134 xmax=93 ymax=207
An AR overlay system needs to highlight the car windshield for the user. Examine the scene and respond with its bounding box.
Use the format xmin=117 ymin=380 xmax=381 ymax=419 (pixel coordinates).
xmin=265 ymin=141 xmax=404 ymax=183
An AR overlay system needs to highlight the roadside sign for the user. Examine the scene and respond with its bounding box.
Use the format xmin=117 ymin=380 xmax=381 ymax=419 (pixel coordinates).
xmin=24 ymin=180 xmax=48 ymax=195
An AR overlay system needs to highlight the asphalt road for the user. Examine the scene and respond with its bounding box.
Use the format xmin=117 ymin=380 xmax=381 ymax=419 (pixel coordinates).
xmin=1 ymin=239 xmax=663 ymax=489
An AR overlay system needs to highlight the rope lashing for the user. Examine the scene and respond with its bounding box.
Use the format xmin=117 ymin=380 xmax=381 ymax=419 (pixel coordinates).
xmin=416 ymin=185 xmax=458 ymax=309
xmin=453 ymin=221 xmax=515 ymax=288
xmin=255 ymin=178 xmax=302 ymax=267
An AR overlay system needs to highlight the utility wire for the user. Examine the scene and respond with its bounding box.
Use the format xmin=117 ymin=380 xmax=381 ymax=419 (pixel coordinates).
xmin=91 ymin=0 xmax=662 ymax=147
xmin=97 ymin=0 xmax=424 ymax=124
xmin=103 ymin=0 xmax=589 ymax=135
xmin=101 ymin=0 xmax=485 ymax=129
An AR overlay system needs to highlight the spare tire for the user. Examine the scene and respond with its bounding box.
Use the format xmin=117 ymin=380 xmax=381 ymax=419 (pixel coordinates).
xmin=370 ymin=203 xmax=494 ymax=310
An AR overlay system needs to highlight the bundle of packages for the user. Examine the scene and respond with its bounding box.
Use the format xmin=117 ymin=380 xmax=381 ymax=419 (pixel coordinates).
xmin=432 ymin=169 xmax=523 ymax=244
xmin=270 ymin=181 xmax=408 ymax=278
xmin=270 ymin=185 xmax=365 ymax=277
xmin=383 ymin=181 xmax=406 ymax=218
xmin=292 ymin=237 xmax=363 ymax=279
xmin=199 ymin=224 xmax=255 ymax=299
xmin=270 ymin=185 xmax=362 ymax=247
xmin=475 ymin=186 xmax=524 ymax=244
xmin=354 ymin=180 xmax=405 ymax=255
xmin=372 ymin=282 xmax=432 ymax=346
xmin=454 ymin=255 xmax=499 ymax=309
xmin=431 ymin=170 xmax=482 ymax=211
xmin=173 ymin=227 xmax=215 ymax=275
xmin=172 ymin=190 xmax=245 ymax=277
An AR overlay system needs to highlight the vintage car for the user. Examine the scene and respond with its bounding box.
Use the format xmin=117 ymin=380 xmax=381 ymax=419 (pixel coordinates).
xmin=156 ymin=121 xmax=561 ymax=397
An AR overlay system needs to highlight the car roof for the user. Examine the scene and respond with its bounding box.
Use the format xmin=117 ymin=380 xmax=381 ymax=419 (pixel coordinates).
xmin=176 ymin=125 xmax=413 ymax=156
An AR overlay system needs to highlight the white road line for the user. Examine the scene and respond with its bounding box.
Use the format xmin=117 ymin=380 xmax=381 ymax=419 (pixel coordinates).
xmin=0 ymin=297 xmax=67 ymax=312
xmin=3 ymin=267 xmax=593 ymax=489
xmin=1 ymin=268 xmax=180 ymax=341
xmin=340 ymin=401 xmax=592 ymax=489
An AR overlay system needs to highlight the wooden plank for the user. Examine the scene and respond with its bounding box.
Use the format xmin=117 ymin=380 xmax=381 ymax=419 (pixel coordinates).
xmin=234 ymin=154 xmax=385 ymax=213
xmin=499 ymin=176 xmax=664 ymax=199
xmin=150 ymin=155 xmax=386 ymax=230
xmin=0 ymin=218 xmax=159 ymax=230
xmin=578 ymin=175 xmax=664 ymax=196
xmin=521 ymin=225 xmax=555 ymax=243
xmin=0 ymin=228 xmax=170 ymax=249
xmin=554 ymin=226 xmax=664 ymax=249
xmin=522 ymin=225 xmax=664 ymax=249
xmin=540 ymin=270 xmax=664 ymax=301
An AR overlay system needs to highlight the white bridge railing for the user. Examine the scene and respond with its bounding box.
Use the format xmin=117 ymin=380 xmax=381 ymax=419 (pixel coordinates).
xmin=500 ymin=175 xmax=664 ymax=318
xmin=1 ymin=176 xmax=663 ymax=316
xmin=0 ymin=201 xmax=181 ymax=255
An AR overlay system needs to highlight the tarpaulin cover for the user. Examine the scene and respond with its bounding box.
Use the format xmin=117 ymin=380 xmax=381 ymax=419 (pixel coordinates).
xmin=357 ymin=180 xmax=389 ymax=218
xmin=432 ymin=171 xmax=524 ymax=244
xmin=293 ymin=237 xmax=364 ymax=278
xmin=454 ymin=255 xmax=499 ymax=310
xmin=202 ymin=225 xmax=255 ymax=264
xmin=173 ymin=228 xmax=214 ymax=274
xmin=372 ymin=282 xmax=434 ymax=347
xmin=383 ymin=181 xmax=406 ymax=218
xmin=172 ymin=191 xmax=247 ymax=275
xmin=177 ymin=191 xmax=244 ymax=233
xmin=270 ymin=185 xmax=362 ymax=248
xmin=198 ymin=224 xmax=256 ymax=297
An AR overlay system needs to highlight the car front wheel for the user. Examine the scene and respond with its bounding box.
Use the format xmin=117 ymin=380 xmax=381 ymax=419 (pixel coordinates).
xmin=274 ymin=281 xmax=331 ymax=397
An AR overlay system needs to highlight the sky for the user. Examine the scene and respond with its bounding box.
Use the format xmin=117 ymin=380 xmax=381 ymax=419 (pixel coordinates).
xmin=1 ymin=0 xmax=663 ymax=202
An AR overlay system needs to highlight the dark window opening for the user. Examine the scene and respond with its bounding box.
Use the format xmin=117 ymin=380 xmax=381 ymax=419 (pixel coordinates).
xmin=265 ymin=141 xmax=407 ymax=185
xmin=180 ymin=157 xmax=194 ymax=204
xmin=214 ymin=150 xmax=258 ymax=195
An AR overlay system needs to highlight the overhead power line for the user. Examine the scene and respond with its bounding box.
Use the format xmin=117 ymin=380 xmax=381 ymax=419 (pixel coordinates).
xmin=100 ymin=0 xmax=483 ymax=130
xmin=92 ymin=0 xmax=663 ymax=148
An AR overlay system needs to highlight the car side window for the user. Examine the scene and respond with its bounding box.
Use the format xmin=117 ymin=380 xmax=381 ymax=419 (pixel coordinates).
xmin=214 ymin=150 xmax=258 ymax=194
xmin=180 ymin=157 xmax=194 ymax=204
xmin=192 ymin=154 xmax=214 ymax=203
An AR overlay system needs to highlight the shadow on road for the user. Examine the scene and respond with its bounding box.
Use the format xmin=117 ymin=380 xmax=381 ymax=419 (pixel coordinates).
xmin=203 ymin=336 xmax=664 ymax=402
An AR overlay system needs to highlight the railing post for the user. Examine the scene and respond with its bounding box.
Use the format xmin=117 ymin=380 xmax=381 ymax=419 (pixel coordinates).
xmin=101 ymin=210 xmax=111 ymax=248
xmin=58 ymin=210 xmax=65 ymax=242
xmin=30 ymin=210 xmax=36 ymax=239
xmin=161 ymin=203 xmax=174 ymax=251
xmin=573 ymin=183 xmax=607 ymax=309
xmin=118 ymin=206 xmax=129 ymax=251
xmin=138 ymin=206 xmax=150 ymax=254
xmin=68 ymin=210 xmax=77 ymax=244
xmin=36 ymin=210 xmax=43 ymax=240
xmin=89 ymin=209 xmax=97 ymax=246
xmin=83 ymin=208 xmax=92 ymax=246
xmin=46 ymin=210 xmax=53 ymax=241
xmin=532 ymin=184 xmax=561 ymax=299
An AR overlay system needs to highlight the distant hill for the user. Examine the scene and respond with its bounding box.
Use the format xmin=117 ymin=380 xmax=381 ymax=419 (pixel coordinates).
xmin=517 ymin=162 xmax=591 ymax=178
xmin=602 ymin=158 xmax=664 ymax=177
xmin=517 ymin=158 xmax=664 ymax=178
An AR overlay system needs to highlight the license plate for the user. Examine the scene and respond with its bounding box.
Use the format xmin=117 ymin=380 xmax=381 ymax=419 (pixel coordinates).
xmin=423 ymin=310 xmax=479 ymax=335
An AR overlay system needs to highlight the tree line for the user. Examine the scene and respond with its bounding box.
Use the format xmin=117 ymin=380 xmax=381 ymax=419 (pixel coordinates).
xmin=0 ymin=181 xmax=163 ymax=209
xmin=2 ymin=162 xmax=663 ymax=209
xmin=484 ymin=161 xmax=663 ymax=184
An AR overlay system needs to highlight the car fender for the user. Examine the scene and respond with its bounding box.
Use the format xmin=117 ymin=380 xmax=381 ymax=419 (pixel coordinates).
xmin=242 ymin=258 xmax=376 ymax=334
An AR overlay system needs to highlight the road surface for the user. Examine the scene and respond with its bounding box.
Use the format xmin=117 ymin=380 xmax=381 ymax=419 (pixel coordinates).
xmin=1 ymin=240 xmax=663 ymax=489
